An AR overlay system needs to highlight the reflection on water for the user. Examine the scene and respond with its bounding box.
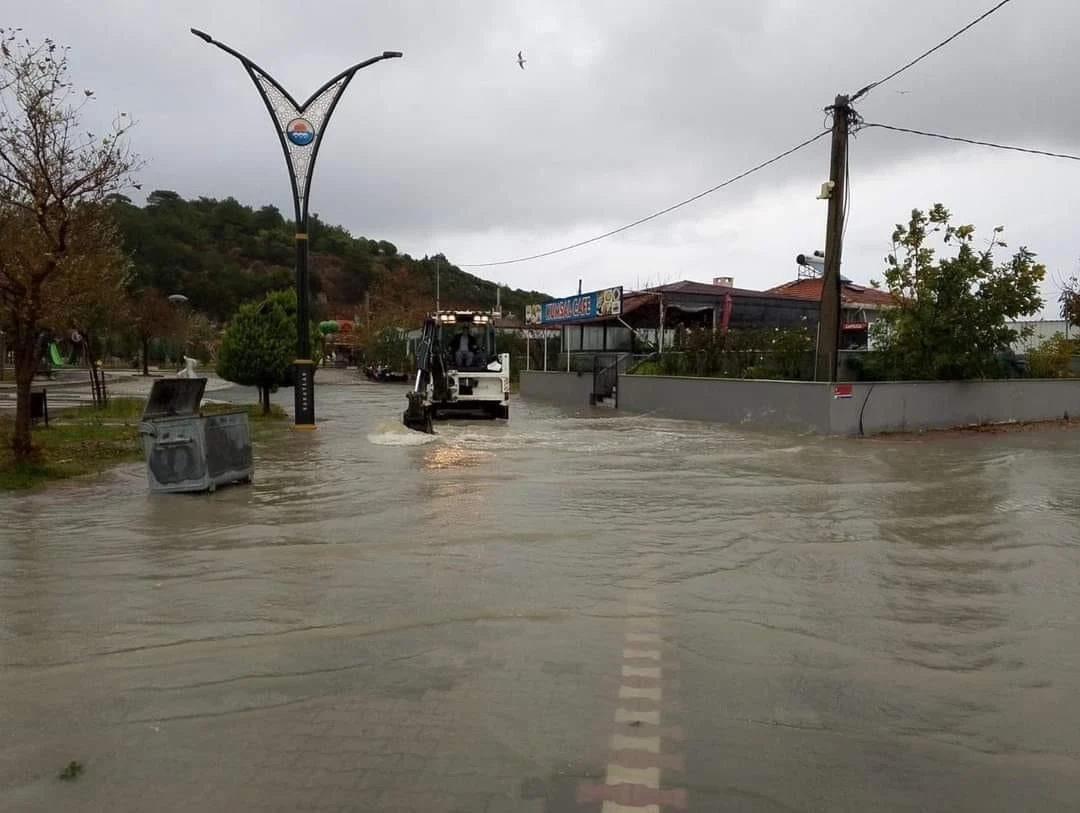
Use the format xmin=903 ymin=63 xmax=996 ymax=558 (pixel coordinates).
xmin=1 ymin=381 xmax=1079 ymax=811
xmin=422 ymin=444 xmax=495 ymax=470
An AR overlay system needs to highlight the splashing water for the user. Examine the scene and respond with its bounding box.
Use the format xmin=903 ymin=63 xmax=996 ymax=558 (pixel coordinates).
xmin=366 ymin=420 xmax=439 ymax=446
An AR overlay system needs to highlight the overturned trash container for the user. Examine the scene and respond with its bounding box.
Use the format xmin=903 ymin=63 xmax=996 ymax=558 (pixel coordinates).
xmin=138 ymin=377 xmax=254 ymax=494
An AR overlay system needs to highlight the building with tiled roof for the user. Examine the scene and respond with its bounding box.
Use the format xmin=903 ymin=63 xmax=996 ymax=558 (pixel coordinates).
xmin=765 ymin=277 xmax=898 ymax=350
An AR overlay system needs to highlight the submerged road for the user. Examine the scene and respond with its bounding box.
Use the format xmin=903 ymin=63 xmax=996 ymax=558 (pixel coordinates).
xmin=1 ymin=376 xmax=1079 ymax=811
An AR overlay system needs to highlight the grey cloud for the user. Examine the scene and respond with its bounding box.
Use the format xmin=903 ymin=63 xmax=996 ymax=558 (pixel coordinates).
xmin=9 ymin=0 xmax=1079 ymax=304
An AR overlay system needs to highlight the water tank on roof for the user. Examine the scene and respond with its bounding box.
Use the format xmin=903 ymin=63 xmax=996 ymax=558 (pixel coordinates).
xmin=713 ymin=276 xmax=734 ymax=288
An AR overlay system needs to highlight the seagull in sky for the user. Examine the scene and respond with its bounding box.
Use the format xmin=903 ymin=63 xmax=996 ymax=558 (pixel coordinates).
xmin=517 ymin=50 xmax=526 ymax=70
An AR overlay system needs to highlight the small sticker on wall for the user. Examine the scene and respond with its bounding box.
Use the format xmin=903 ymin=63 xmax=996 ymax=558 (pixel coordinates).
xmin=833 ymin=384 xmax=853 ymax=399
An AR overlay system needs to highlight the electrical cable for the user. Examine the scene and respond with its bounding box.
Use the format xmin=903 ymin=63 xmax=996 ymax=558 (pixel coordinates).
xmin=860 ymin=122 xmax=1080 ymax=161
xmin=857 ymin=382 xmax=876 ymax=438
xmin=850 ymin=0 xmax=1016 ymax=102
xmin=458 ymin=130 xmax=831 ymax=268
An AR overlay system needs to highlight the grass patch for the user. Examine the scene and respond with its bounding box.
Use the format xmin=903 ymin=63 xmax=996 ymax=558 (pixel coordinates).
xmin=202 ymin=401 xmax=289 ymax=422
xmin=0 ymin=397 xmax=288 ymax=491
xmin=58 ymin=396 xmax=146 ymax=422
xmin=0 ymin=403 xmax=143 ymax=491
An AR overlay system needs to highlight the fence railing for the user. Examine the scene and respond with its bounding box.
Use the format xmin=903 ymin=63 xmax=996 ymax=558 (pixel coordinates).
xmin=508 ymin=349 xmax=1080 ymax=383
xmin=592 ymin=356 xmax=619 ymax=405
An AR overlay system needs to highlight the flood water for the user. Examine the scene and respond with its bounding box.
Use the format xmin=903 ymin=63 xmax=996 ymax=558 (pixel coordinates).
xmin=1 ymin=378 xmax=1079 ymax=812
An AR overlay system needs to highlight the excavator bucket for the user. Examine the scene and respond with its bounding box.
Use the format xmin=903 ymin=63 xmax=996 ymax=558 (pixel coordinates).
xmin=403 ymin=391 xmax=434 ymax=434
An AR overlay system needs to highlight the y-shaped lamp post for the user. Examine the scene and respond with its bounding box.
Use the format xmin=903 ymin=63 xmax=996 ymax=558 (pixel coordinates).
xmin=191 ymin=28 xmax=402 ymax=428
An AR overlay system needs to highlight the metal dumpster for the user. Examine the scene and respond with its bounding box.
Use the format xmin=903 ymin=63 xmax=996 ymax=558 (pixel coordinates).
xmin=138 ymin=377 xmax=254 ymax=494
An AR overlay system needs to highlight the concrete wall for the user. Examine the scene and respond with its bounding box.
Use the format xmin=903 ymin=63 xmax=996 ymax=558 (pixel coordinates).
xmin=520 ymin=370 xmax=596 ymax=407
xmin=829 ymin=379 xmax=1080 ymax=436
xmin=617 ymin=375 xmax=831 ymax=432
xmin=520 ymin=370 xmax=1080 ymax=436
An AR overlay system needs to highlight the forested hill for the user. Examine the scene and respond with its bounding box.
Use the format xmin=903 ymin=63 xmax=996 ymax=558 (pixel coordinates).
xmin=107 ymin=190 xmax=552 ymax=324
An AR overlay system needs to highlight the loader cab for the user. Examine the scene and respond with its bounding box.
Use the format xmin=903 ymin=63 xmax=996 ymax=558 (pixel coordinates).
xmin=435 ymin=311 xmax=499 ymax=371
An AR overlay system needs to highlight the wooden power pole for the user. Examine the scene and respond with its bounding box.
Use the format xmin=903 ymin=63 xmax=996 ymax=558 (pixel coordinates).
xmin=814 ymin=94 xmax=851 ymax=383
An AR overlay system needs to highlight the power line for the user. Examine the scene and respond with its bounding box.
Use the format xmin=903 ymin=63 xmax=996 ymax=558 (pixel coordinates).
xmin=458 ymin=130 xmax=830 ymax=268
xmin=861 ymin=122 xmax=1080 ymax=161
xmin=850 ymin=0 xmax=1016 ymax=102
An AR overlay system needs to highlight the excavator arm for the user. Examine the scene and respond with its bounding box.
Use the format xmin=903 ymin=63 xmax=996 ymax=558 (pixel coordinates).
xmin=403 ymin=317 xmax=438 ymax=433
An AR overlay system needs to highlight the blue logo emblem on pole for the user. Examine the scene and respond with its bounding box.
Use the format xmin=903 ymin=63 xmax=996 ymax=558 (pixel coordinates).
xmin=286 ymin=117 xmax=316 ymax=146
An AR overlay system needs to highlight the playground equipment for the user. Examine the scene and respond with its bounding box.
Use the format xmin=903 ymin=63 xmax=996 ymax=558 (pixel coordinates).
xmin=48 ymin=342 xmax=73 ymax=368
xmin=175 ymin=356 xmax=200 ymax=378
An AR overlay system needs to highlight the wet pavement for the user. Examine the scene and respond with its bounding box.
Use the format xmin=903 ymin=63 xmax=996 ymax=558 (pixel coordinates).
xmin=1 ymin=376 xmax=1079 ymax=812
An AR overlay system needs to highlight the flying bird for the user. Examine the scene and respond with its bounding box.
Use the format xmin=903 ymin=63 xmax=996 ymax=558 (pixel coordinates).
xmin=517 ymin=50 xmax=526 ymax=70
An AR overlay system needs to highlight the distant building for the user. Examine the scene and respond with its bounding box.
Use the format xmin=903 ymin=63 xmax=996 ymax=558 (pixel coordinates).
xmin=1005 ymin=319 xmax=1072 ymax=352
xmin=765 ymin=277 xmax=898 ymax=350
xmin=560 ymin=278 xmax=821 ymax=355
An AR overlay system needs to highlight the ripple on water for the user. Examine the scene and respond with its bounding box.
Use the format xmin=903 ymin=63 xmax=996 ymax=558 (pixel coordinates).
xmin=2 ymin=383 xmax=1080 ymax=782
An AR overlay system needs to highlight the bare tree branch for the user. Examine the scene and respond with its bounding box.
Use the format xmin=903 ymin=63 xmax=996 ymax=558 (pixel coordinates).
xmin=0 ymin=26 xmax=142 ymax=462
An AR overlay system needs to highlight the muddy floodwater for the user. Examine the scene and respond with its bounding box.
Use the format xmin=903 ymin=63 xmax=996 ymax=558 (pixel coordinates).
xmin=2 ymin=379 xmax=1079 ymax=812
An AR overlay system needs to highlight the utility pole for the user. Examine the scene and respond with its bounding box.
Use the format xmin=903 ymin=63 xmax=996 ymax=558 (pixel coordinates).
xmin=814 ymin=94 xmax=851 ymax=383
xmin=435 ymin=256 xmax=441 ymax=312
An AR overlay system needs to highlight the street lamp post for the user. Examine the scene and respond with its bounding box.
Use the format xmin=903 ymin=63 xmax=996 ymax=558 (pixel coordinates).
xmin=167 ymin=293 xmax=191 ymax=366
xmin=191 ymin=28 xmax=402 ymax=428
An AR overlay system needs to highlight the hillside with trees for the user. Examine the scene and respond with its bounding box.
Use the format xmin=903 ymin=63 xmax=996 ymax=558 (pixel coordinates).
xmin=108 ymin=190 xmax=551 ymax=326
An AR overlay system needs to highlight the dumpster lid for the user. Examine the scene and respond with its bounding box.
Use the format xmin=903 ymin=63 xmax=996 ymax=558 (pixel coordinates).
xmin=141 ymin=377 xmax=207 ymax=420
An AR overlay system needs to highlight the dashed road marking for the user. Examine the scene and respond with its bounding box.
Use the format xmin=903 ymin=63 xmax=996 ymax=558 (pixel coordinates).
xmin=609 ymin=733 xmax=661 ymax=754
xmin=622 ymin=665 xmax=661 ymax=679
xmin=625 ymin=632 xmax=662 ymax=644
xmin=579 ymin=590 xmax=687 ymax=810
xmin=605 ymin=764 xmax=660 ymax=789
xmin=619 ymin=685 xmax=662 ymax=702
xmin=600 ymin=802 xmax=660 ymax=813
xmin=622 ymin=648 xmax=662 ymax=660
xmin=615 ymin=707 xmax=660 ymax=725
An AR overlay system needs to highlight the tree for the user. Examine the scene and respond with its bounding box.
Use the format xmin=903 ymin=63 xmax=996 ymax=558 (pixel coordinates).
xmin=216 ymin=290 xmax=294 ymax=415
xmin=128 ymin=287 xmax=178 ymax=375
xmin=1060 ymin=271 xmax=1080 ymax=331
xmin=0 ymin=28 xmax=141 ymax=461
xmin=1026 ymin=332 xmax=1076 ymax=378
xmin=869 ymin=204 xmax=1045 ymax=380
xmin=104 ymin=191 xmax=552 ymax=325
xmin=368 ymin=327 xmax=411 ymax=370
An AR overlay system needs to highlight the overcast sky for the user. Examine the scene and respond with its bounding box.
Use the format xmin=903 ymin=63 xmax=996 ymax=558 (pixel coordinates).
xmin=15 ymin=0 xmax=1080 ymax=315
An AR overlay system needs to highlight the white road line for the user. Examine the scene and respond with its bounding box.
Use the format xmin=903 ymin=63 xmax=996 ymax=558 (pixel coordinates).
xmin=621 ymin=665 xmax=661 ymax=679
xmin=609 ymin=734 xmax=661 ymax=754
xmin=622 ymin=648 xmax=661 ymax=661
xmin=619 ymin=685 xmax=662 ymax=702
xmin=601 ymin=802 xmax=660 ymax=813
xmin=615 ymin=707 xmax=660 ymax=725
xmin=605 ymin=764 xmax=660 ymax=788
